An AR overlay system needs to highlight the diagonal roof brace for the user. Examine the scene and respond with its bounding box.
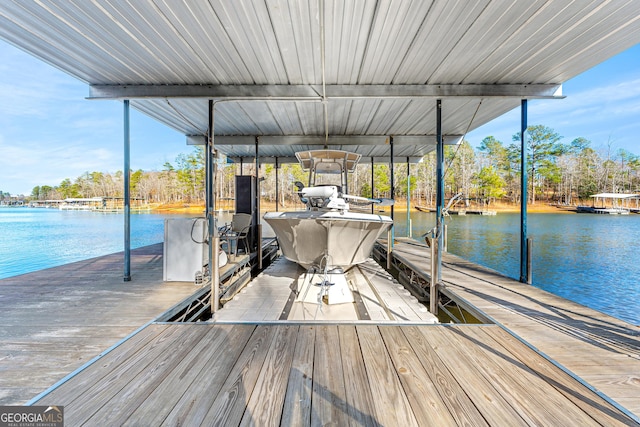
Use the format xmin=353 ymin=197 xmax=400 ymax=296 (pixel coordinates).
xmin=89 ymin=84 xmax=563 ymax=100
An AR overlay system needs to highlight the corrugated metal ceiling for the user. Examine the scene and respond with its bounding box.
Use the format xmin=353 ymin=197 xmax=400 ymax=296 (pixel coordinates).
xmin=1 ymin=0 xmax=639 ymax=160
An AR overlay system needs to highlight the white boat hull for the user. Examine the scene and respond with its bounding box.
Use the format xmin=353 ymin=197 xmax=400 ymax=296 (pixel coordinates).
xmin=264 ymin=211 xmax=393 ymax=269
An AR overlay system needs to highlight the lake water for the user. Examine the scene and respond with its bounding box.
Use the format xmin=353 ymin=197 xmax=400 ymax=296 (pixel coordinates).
xmin=0 ymin=208 xmax=195 ymax=279
xmin=1 ymin=207 xmax=638 ymax=325
xmin=394 ymin=211 xmax=640 ymax=325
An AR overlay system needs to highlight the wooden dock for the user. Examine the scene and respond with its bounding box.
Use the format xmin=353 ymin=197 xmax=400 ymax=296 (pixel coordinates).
xmin=214 ymin=257 xmax=437 ymax=323
xmin=33 ymin=322 xmax=636 ymax=426
xmin=414 ymin=206 xmax=497 ymax=215
xmin=391 ymin=239 xmax=640 ymax=419
xmin=3 ymin=240 xmax=639 ymax=425
xmin=0 ymin=243 xmax=197 ymax=405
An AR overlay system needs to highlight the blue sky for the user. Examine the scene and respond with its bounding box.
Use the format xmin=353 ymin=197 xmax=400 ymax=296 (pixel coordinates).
xmin=466 ymin=44 xmax=640 ymax=152
xmin=1 ymin=40 xmax=640 ymax=196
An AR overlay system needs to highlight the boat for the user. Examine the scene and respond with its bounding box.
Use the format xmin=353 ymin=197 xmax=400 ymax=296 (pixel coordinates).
xmin=415 ymin=205 xmax=435 ymax=213
xmin=263 ymin=150 xmax=393 ymax=271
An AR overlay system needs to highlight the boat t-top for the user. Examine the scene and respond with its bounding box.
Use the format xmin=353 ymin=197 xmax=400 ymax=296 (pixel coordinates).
xmin=263 ymin=149 xmax=393 ymax=273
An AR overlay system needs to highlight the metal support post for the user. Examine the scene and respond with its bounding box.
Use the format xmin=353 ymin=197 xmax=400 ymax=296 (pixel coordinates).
xmin=406 ymin=157 xmax=411 ymax=237
xmin=387 ymin=228 xmax=392 ymax=270
xmin=526 ymin=237 xmax=533 ymax=284
xmin=123 ymin=100 xmax=131 ymax=282
xmin=435 ymin=99 xmax=444 ymax=281
xmin=211 ymin=236 xmax=220 ymax=313
xmin=257 ymin=224 xmax=263 ymax=270
xmin=255 ymin=137 xmax=261 ymax=256
xmin=205 ymin=116 xmax=212 ymax=218
xmin=444 ymin=224 xmax=448 ymax=252
xmin=429 ymin=236 xmax=439 ymax=315
xmin=208 ymin=100 xmax=219 ymax=313
xmin=390 ymin=136 xmax=395 ymax=248
xmin=371 ymin=157 xmax=375 ymax=214
xmin=345 ymin=157 xmax=349 ymax=194
xmin=275 ymin=157 xmax=279 ymax=212
xmin=520 ymin=99 xmax=529 ymax=283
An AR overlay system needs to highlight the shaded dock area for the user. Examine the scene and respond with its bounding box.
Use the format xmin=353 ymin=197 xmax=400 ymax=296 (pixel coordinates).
xmin=390 ymin=239 xmax=640 ymax=419
xmin=0 ymin=243 xmax=196 ymax=405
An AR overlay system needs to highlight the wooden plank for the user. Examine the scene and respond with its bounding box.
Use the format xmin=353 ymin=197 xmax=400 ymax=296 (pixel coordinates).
xmin=201 ymin=325 xmax=278 ymax=425
xmin=352 ymin=265 xmax=394 ymax=321
xmin=356 ymin=325 xmax=419 ymax=427
xmin=616 ymin=398 xmax=640 ymax=417
xmin=160 ymin=324 xmax=257 ymax=426
xmin=311 ymin=325 xmax=349 ymax=427
xmin=37 ymin=324 xmax=169 ymax=405
xmin=337 ymin=325 xmax=379 ymax=426
xmin=582 ymin=374 xmax=640 ymax=398
xmin=415 ymin=326 xmax=530 ymax=426
xmin=401 ymin=326 xmax=489 ymax=427
xmin=450 ymin=325 xmax=604 ymax=426
xmin=240 ymin=324 xmax=299 ymax=426
xmin=53 ymin=325 xmax=196 ymax=426
xmin=480 ymin=326 xmax=639 ymax=427
xmin=392 ymin=241 xmax=640 ymax=420
xmin=84 ymin=325 xmax=214 ymax=425
xmin=216 ymin=258 xmax=301 ymax=322
xmin=0 ymin=243 xmax=198 ymax=405
xmin=280 ymin=325 xmax=315 ymax=427
xmin=377 ymin=326 xmax=457 ymax=426
xmin=116 ymin=324 xmax=238 ymax=425
xmin=360 ymin=259 xmax=437 ymax=322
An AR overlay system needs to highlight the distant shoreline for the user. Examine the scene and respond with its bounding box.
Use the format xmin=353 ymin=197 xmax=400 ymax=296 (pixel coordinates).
xmin=149 ymin=201 xmax=580 ymax=215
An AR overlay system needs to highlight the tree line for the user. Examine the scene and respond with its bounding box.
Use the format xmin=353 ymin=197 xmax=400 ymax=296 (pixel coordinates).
xmin=27 ymin=125 xmax=640 ymax=207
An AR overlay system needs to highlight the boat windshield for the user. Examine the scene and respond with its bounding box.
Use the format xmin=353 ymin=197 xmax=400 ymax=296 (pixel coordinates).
xmin=313 ymin=170 xmax=343 ymax=187
xmin=297 ymin=149 xmax=361 ymax=191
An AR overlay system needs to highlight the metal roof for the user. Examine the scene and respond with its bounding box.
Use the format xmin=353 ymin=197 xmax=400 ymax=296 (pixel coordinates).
xmin=1 ymin=1 xmax=639 ymax=160
xmin=590 ymin=193 xmax=639 ymax=199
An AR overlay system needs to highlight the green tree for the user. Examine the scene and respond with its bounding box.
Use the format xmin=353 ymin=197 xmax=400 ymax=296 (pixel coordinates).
xmin=478 ymin=136 xmax=509 ymax=170
xmin=175 ymin=148 xmax=205 ymax=202
xmin=512 ymin=125 xmax=563 ymax=203
xmin=131 ymin=169 xmax=144 ymax=196
xmin=360 ymin=182 xmax=372 ymax=198
xmin=373 ymin=165 xmax=391 ymax=197
xmin=475 ymin=166 xmax=506 ymax=203
xmin=58 ymin=178 xmax=81 ymax=198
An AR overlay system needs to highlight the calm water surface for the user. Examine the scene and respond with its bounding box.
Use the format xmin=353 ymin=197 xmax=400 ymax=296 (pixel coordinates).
xmin=0 ymin=208 xmax=195 ymax=279
xmin=1 ymin=207 xmax=638 ymax=325
xmin=394 ymin=211 xmax=640 ymax=325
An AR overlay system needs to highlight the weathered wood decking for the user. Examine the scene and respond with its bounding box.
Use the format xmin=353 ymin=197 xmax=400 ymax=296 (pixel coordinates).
xmin=3 ymin=239 xmax=639 ymax=425
xmin=214 ymin=256 xmax=437 ymax=323
xmin=391 ymin=239 xmax=640 ymax=419
xmin=34 ymin=322 xmax=637 ymax=426
xmin=0 ymin=244 xmax=196 ymax=405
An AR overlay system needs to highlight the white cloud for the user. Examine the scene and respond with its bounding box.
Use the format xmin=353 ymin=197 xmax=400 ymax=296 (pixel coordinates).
xmin=467 ymin=74 xmax=640 ymax=153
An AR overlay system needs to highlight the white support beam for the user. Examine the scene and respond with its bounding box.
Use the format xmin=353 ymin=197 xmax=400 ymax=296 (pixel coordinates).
xmin=90 ymin=84 xmax=563 ymax=100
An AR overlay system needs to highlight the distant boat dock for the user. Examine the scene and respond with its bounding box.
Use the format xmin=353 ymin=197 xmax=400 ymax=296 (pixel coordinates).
xmin=29 ymin=197 xmax=150 ymax=212
xmin=416 ymin=205 xmax=497 ymax=215
xmin=576 ymin=193 xmax=639 ymax=215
